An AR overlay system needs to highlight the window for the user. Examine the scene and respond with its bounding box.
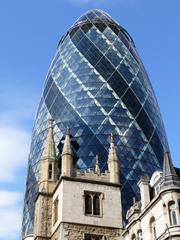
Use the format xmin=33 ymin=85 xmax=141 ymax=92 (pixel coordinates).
xmin=84 ymin=191 xmax=102 ymax=216
xmin=137 ymin=230 xmax=143 ymax=240
xmin=84 ymin=233 xmax=105 ymax=240
xmin=85 ymin=194 xmax=92 ymax=215
xmin=48 ymin=163 xmax=52 ymax=180
xmin=168 ymin=201 xmax=177 ymax=225
xmin=93 ymin=195 xmax=100 ymax=215
xmin=131 ymin=234 xmax=136 ymax=240
xmin=53 ymin=197 xmax=58 ymax=224
xmin=150 ymin=217 xmax=156 ymax=240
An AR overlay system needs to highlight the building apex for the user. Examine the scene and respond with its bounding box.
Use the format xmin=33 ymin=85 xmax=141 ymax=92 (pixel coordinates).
xmin=41 ymin=118 xmax=56 ymax=160
xmin=62 ymin=128 xmax=73 ymax=156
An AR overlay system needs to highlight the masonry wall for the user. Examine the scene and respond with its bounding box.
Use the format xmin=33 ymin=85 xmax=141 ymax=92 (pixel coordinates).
xmin=52 ymin=179 xmax=122 ymax=235
xmin=51 ymin=223 xmax=122 ymax=240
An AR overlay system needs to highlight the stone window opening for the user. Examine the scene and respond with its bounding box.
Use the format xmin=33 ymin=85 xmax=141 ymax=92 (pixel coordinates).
xmin=48 ymin=163 xmax=53 ymax=180
xmin=84 ymin=191 xmax=103 ymax=217
xmin=150 ymin=217 xmax=156 ymax=240
xmin=137 ymin=230 xmax=143 ymax=240
xmin=131 ymin=233 xmax=136 ymax=240
xmin=168 ymin=201 xmax=177 ymax=226
xmin=53 ymin=197 xmax=59 ymax=225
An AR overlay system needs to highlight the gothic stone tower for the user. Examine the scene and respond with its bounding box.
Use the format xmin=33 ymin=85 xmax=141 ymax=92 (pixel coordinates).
xmin=33 ymin=121 xmax=123 ymax=240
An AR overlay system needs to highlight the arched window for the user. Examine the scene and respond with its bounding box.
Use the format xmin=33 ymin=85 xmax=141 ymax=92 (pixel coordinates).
xmin=169 ymin=201 xmax=177 ymax=225
xmin=131 ymin=233 xmax=136 ymax=240
xmin=150 ymin=217 xmax=156 ymax=240
xmin=137 ymin=230 xmax=143 ymax=240
xmin=85 ymin=194 xmax=92 ymax=214
xmin=84 ymin=192 xmax=102 ymax=216
xmin=48 ymin=163 xmax=52 ymax=179
xmin=93 ymin=195 xmax=100 ymax=215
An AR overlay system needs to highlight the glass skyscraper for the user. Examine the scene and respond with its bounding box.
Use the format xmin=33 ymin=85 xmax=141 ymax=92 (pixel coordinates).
xmin=22 ymin=9 xmax=169 ymax=238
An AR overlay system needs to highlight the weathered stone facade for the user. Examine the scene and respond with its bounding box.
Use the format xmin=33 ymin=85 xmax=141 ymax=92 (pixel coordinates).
xmin=51 ymin=223 xmax=122 ymax=240
xmin=25 ymin=122 xmax=180 ymax=240
xmin=34 ymin=194 xmax=53 ymax=240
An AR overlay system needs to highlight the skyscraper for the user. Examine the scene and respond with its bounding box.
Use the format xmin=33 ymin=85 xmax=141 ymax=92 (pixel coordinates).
xmin=22 ymin=9 xmax=169 ymax=238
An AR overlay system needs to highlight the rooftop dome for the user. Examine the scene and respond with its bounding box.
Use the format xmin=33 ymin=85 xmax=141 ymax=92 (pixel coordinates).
xmin=74 ymin=9 xmax=116 ymax=26
xmin=68 ymin=9 xmax=135 ymax=47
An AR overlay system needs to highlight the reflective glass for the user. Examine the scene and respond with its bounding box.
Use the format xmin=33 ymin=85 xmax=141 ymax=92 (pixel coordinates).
xmin=22 ymin=9 xmax=169 ymax=238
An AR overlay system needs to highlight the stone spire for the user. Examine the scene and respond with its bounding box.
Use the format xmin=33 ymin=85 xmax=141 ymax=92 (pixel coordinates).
xmin=108 ymin=133 xmax=120 ymax=184
xmin=41 ymin=118 xmax=56 ymax=160
xmin=61 ymin=128 xmax=74 ymax=177
xmin=161 ymin=152 xmax=180 ymax=189
xmin=95 ymin=155 xmax=100 ymax=174
xmin=39 ymin=118 xmax=57 ymax=192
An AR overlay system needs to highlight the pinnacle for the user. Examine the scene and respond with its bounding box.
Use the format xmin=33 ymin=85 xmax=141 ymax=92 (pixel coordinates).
xmin=95 ymin=154 xmax=100 ymax=173
xmin=108 ymin=133 xmax=118 ymax=162
xmin=62 ymin=128 xmax=73 ymax=156
xmin=41 ymin=118 xmax=56 ymax=160
xmin=161 ymin=151 xmax=180 ymax=188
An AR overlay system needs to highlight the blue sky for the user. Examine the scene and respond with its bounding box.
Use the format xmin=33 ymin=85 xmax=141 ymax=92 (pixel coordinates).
xmin=0 ymin=0 xmax=179 ymax=239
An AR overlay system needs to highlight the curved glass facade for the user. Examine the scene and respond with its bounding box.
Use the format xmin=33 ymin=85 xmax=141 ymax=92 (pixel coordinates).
xmin=22 ymin=9 xmax=169 ymax=237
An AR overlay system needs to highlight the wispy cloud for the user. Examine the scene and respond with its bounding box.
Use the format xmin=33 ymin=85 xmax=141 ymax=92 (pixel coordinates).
xmin=0 ymin=81 xmax=33 ymax=238
xmin=0 ymin=191 xmax=22 ymax=207
xmin=0 ymin=127 xmax=30 ymax=182
xmin=0 ymin=191 xmax=23 ymax=240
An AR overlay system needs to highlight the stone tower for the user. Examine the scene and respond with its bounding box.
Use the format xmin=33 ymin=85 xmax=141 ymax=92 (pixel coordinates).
xmin=32 ymin=128 xmax=123 ymax=240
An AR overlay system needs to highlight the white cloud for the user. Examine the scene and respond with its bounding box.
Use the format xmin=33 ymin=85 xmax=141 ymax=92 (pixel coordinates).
xmin=0 ymin=191 xmax=23 ymax=239
xmin=0 ymin=191 xmax=22 ymax=208
xmin=0 ymin=208 xmax=22 ymax=239
xmin=0 ymin=127 xmax=30 ymax=182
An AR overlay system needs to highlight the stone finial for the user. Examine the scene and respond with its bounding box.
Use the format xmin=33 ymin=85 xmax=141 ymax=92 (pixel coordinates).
xmin=62 ymin=128 xmax=73 ymax=157
xmin=161 ymin=152 xmax=180 ymax=188
xmin=108 ymin=133 xmax=118 ymax=162
xmin=61 ymin=128 xmax=74 ymax=177
xmin=41 ymin=118 xmax=56 ymax=160
xmin=95 ymin=155 xmax=100 ymax=174
xmin=108 ymin=133 xmax=120 ymax=184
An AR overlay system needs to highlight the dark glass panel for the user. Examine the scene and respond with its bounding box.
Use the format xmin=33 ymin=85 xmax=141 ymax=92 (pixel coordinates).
xmin=95 ymin=56 xmax=115 ymax=80
xmin=122 ymin=88 xmax=142 ymax=117
xmin=85 ymin=45 xmax=102 ymax=66
xmin=95 ymin=22 xmax=107 ymax=32
xmin=109 ymin=24 xmax=119 ymax=35
xmin=81 ymin=23 xmax=93 ymax=33
xmin=85 ymin=194 xmax=92 ymax=214
xmin=118 ymin=61 xmax=134 ymax=84
xmin=108 ymin=70 xmax=128 ymax=98
xmin=136 ymin=108 xmax=154 ymax=140
xmin=149 ymin=131 xmax=164 ymax=165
